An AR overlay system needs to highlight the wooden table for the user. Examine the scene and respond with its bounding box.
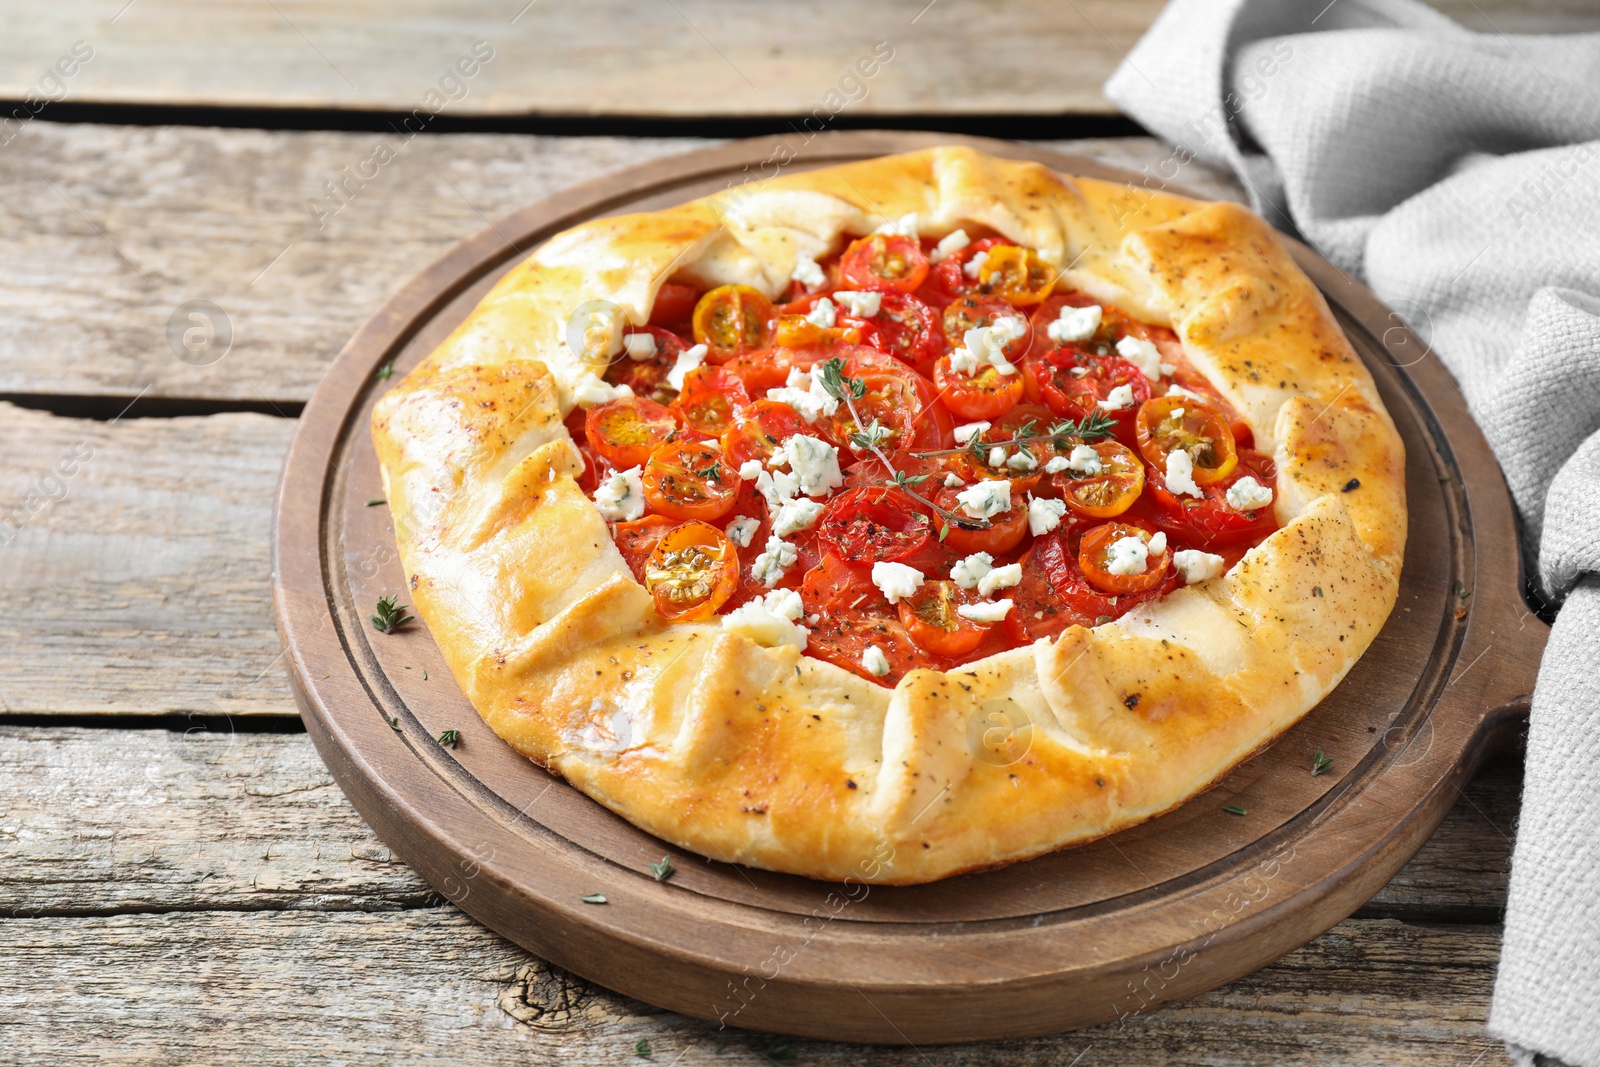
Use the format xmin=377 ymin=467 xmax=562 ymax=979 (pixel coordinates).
xmin=1 ymin=2 xmax=1588 ymax=1062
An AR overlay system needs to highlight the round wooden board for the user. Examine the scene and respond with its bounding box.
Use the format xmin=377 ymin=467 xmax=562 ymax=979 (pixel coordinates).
xmin=273 ymin=131 xmax=1545 ymax=1045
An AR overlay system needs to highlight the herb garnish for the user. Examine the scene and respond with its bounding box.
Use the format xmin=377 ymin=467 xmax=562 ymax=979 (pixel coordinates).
xmin=370 ymin=595 xmax=413 ymax=633
xmin=364 ymin=498 xmax=387 ymax=507
xmin=385 ymin=714 xmax=402 ymax=732
xmin=1223 ymin=805 xmax=1248 ymax=816
xmin=375 ymin=362 xmax=395 ymax=380
xmin=581 ymin=892 xmax=608 ymax=905
xmin=436 ymin=729 xmax=461 ymax=749
xmin=1312 ymin=749 xmax=1334 ymax=776
xmin=634 ymin=1039 xmax=653 ymax=1058
xmin=649 ymin=856 xmax=675 ymax=882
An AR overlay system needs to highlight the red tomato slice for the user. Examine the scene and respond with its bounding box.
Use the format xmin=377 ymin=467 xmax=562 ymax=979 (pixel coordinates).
xmin=613 ymin=514 xmax=677 ymax=583
xmin=641 ymin=439 xmax=739 ymax=522
xmin=838 ymin=233 xmax=930 ymax=293
xmin=941 ymin=295 xmax=1034 ymax=357
xmin=928 ymin=481 xmax=1029 ymax=557
xmin=816 ymin=485 xmax=934 ymax=564
xmin=1003 ymin=536 xmax=1096 ymax=644
xmin=584 ymin=396 xmax=679 ymax=469
xmin=823 ymin=347 xmax=952 ymax=455
xmin=806 ymin=612 xmax=936 ymax=686
xmin=920 ymin=237 xmax=1018 ymax=303
xmin=1146 ymin=449 xmax=1279 ymax=550
xmin=721 ymin=399 xmax=806 ymax=470
xmin=649 ymin=283 xmax=699 ymax=331
xmin=671 ymin=366 xmax=750 ymax=437
xmin=861 ymin=292 xmax=943 ymax=369
xmin=799 ymin=554 xmax=884 ymax=614
xmin=932 ymin=358 xmax=1025 ymax=421
xmin=1078 ymin=521 xmax=1172 ymax=596
xmin=605 ymin=327 xmax=693 ymax=405
xmin=1022 ymin=349 xmax=1151 ymax=443
xmin=897 ymin=579 xmax=989 ymax=657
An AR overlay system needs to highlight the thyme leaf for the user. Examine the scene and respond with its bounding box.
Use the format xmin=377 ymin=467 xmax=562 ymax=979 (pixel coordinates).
xmin=436 ymin=729 xmax=461 ymax=749
xmin=1312 ymin=749 xmax=1334 ymax=776
xmin=370 ymin=595 xmax=413 ymax=634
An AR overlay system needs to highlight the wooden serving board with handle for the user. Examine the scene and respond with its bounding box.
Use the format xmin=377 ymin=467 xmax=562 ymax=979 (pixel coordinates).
xmin=272 ymin=131 xmax=1545 ymax=1044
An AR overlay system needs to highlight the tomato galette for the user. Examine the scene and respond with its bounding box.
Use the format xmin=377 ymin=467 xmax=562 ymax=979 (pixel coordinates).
xmin=371 ymin=146 xmax=1405 ymax=884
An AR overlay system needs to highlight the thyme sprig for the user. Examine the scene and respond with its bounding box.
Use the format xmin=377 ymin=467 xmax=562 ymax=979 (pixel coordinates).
xmin=649 ymin=856 xmax=675 ymax=882
xmin=1311 ymin=749 xmax=1334 ymax=776
xmin=815 ymin=356 xmax=992 ymax=531
xmin=909 ymin=411 xmax=1117 ymax=462
xmin=436 ymin=729 xmax=461 ymax=749
xmin=370 ymin=595 xmax=413 ymax=634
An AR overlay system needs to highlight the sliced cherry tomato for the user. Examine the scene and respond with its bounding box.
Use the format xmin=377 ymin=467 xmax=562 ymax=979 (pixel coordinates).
xmin=860 ymin=292 xmax=942 ymax=368
xmin=692 ymin=284 xmax=775 ymax=360
xmin=921 ymin=237 xmax=1017 ymax=303
xmin=671 ymin=366 xmax=750 ymax=437
xmin=928 ymin=481 xmax=1028 ymax=557
xmin=973 ymin=244 xmax=1054 ymax=305
xmin=838 ymin=233 xmax=930 ymax=293
xmin=1004 ymin=535 xmax=1095 ymax=644
xmin=824 ymin=347 xmax=951 ymax=455
xmin=932 ymin=357 xmax=1025 ymax=421
xmin=584 ymin=396 xmax=679 ymax=469
xmin=897 ymin=579 xmax=989 ymax=657
xmin=649 ymin=283 xmax=699 ymax=330
xmin=1147 ymin=449 xmax=1278 ymax=550
xmin=641 ymin=439 xmax=739 ymax=522
xmin=941 ymin=295 xmax=1033 ymax=357
xmin=806 ymin=612 xmax=935 ymax=686
xmin=604 ymin=327 xmax=692 ymax=405
xmin=1043 ymin=438 xmax=1146 ymax=519
xmin=815 ymin=485 xmax=933 ymax=564
xmin=643 ymin=521 xmax=740 ymax=621
xmin=1029 ymin=292 xmax=1111 ymax=356
xmin=800 ymin=554 xmax=884 ymax=614
xmin=1135 ymin=396 xmax=1238 ymax=486
xmin=721 ymin=399 xmax=806 ymax=470
xmin=1022 ymin=349 xmax=1151 ymax=441
xmin=1078 ymin=521 xmax=1172 ymax=596
xmin=613 ymin=514 xmax=677 ymax=583
xmin=957 ymin=404 xmax=1061 ymax=493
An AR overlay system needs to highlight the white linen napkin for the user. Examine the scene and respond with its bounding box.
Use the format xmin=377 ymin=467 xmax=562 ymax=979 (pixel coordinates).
xmin=1104 ymin=3 xmax=1600 ymax=1063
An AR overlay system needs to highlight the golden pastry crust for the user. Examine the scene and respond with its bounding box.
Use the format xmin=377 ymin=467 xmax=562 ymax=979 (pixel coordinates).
xmin=371 ymin=146 xmax=1405 ymax=884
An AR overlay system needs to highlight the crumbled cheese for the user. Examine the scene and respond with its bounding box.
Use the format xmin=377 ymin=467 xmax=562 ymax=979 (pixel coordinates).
xmin=1160 ymin=363 xmax=1176 ymax=376
xmin=987 ymin=445 xmax=1006 ymax=468
xmin=738 ymin=459 xmax=763 ymax=481
xmin=949 ymin=316 xmax=1027 ymax=377
xmin=790 ymin=254 xmax=826 ymax=290
xmin=1115 ymin=335 xmax=1163 ymax=381
xmin=1097 ymin=384 xmax=1136 ymax=411
xmin=956 ymin=479 xmax=1012 ymax=519
xmin=722 ymin=589 xmax=808 ymax=650
xmin=860 ymin=645 xmax=891 ymax=677
xmin=978 ymin=562 xmax=1022 ymax=598
xmin=1166 ymin=383 xmax=1204 ymax=401
xmin=930 ymin=229 xmax=971 ymax=263
xmin=871 ymin=561 xmax=924 ymax=604
xmin=1149 ymin=531 xmax=1168 ymax=555
xmin=1225 ymin=475 xmax=1274 ymax=511
xmin=750 ymin=535 xmax=799 ymax=587
xmin=1165 ymin=449 xmax=1203 ymax=498
xmin=1104 ymin=535 xmax=1151 ymax=576
xmin=754 ymin=469 xmax=802 ymax=509
xmin=1065 ymin=444 xmax=1103 ymax=475
xmin=1043 ymin=456 xmax=1070 ymax=474
xmin=571 ymin=372 xmax=634 ymax=408
xmin=665 ymin=343 xmax=709 ymax=391
xmin=775 ymin=434 xmax=843 ymax=497
xmin=1047 ymin=304 xmax=1103 ymax=344
xmin=1069 ymin=366 xmax=1090 ymax=378
xmin=1028 ymin=495 xmax=1068 ymax=535
xmin=1006 ymin=449 xmax=1039 ymax=472
xmin=944 ymin=472 xmax=966 ymax=488
xmin=949 ymin=552 xmax=994 ymax=590
xmin=874 ymin=212 xmax=919 ymax=237
xmin=593 ymin=465 xmax=645 ymax=522
xmin=963 ymin=250 xmax=990 ymax=280
xmin=1173 ymin=549 xmax=1226 ymax=584
xmin=766 ymin=384 xmax=829 ymax=423
xmin=957 ymin=598 xmax=1013 ymax=623
xmin=622 ymin=332 xmax=658 ymax=361
xmin=725 ymin=515 xmax=759 ymax=548
xmin=805 ymin=297 xmax=837 ymax=329
xmin=952 ymin=421 xmax=990 ymax=445
xmin=771 ymin=497 xmax=825 ymax=537
xmin=833 ymin=290 xmax=881 ymax=318
xmin=1170 ymin=407 xmax=1185 ymax=420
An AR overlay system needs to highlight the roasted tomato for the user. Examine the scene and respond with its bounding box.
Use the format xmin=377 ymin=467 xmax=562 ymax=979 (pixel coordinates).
xmin=897 ymin=579 xmax=989 ymax=657
xmin=717 ymin=400 xmax=803 ymax=471
xmin=1023 ymin=348 xmax=1151 ymax=439
xmin=604 ymin=326 xmax=693 ymax=405
xmin=642 ymin=521 xmax=740 ymax=621
xmin=815 ymin=485 xmax=933 ymax=564
xmin=1042 ymin=438 xmax=1146 ymax=519
xmin=612 ymin=514 xmax=677 ymax=583
xmin=941 ymin=295 xmax=1033 ymax=358
xmin=692 ymin=284 xmax=775 ymax=359
xmin=838 ymin=233 xmax=930 ymax=293
xmin=1147 ymin=449 xmax=1278 ymax=550
xmin=823 ymin=348 xmax=952 ymax=455
xmin=641 ymin=439 xmax=739 ymax=522
xmin=1135 ymin=395 xmax=1239 ymax=486
xmin=671 ymin=365 xmax=750 ymax=437
xmin=800 ymin=554 xmax=884 ymax=613
xmin=921 ymin=237 xmax=1016 ymax=302
xmin=955 ymin=403 xmax=1063 ymax=494
xmin=1078 ymin=521 xmax=1172 ymax=596
xmin=929 ymin=481 xmax=1029 ymax=557
xmin=932 ymin=358 xmax=1025 ymax=421
xmin=806 ymin=612 xmax=936 ymax=686
xmin=584 ymin=397 xmax=679 ymax=469
xmin=861 ymin=292 xmax=943 ymax=368
xmin=649 ymin=282 xmax=699 ymax=331
xmin=972 ymin=244 xmax=1054 ymax=306
xmin=1003 ymin=534 xmax=1095 ymax=644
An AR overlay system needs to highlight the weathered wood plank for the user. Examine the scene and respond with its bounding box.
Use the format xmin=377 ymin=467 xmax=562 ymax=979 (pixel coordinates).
xmin=0 ymin=727 xmax=1521 ymax=922
xmin=0 ymin=907 xmax=1504 ymax=1064
xmin=1 ymin=1 xmax=1588 ymax=121
xmin=0 ymin=124 xmax=1242 ymax=403
xmin=0 ymin=404 xmax=294 ymax=716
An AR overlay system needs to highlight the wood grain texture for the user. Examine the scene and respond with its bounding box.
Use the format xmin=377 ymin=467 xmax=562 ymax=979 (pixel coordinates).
xmin=0 ymin=907 xmax=1505 ymax=1065
xmin=0 ymin=1 xmax=1589 ymax=119
xmin=0 ymin=124 xmax=1243 ymax=403
xmin=0 ymin=403 xmax=293 ymax=716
